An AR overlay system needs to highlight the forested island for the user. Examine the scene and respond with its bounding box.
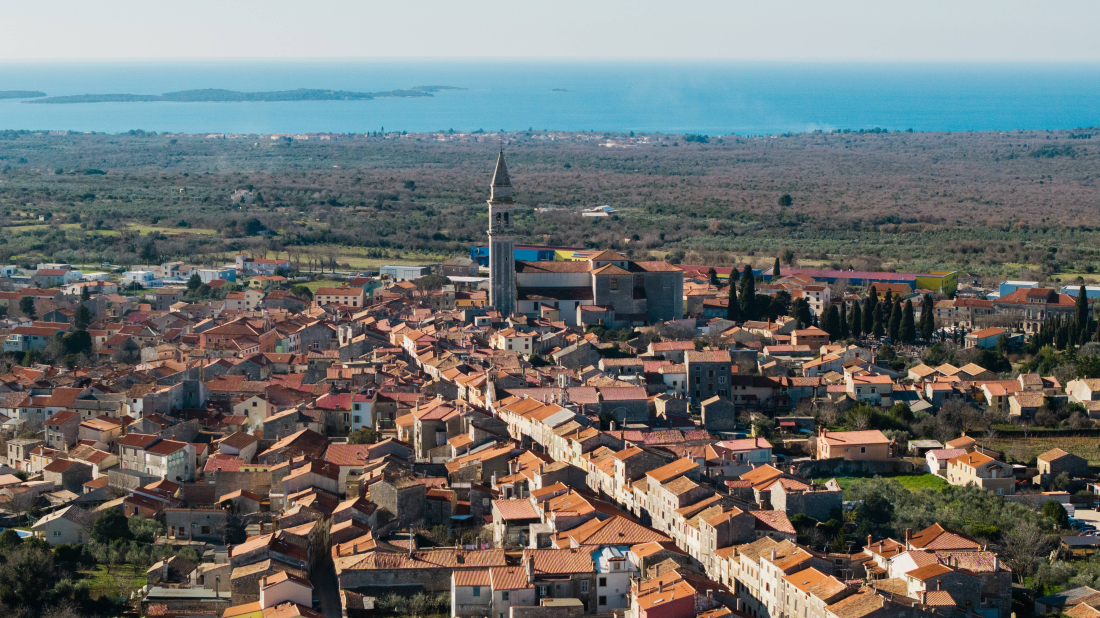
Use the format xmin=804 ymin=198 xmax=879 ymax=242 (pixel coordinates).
xmin=0 ymin=91 xmax=46 ymax=99
xmin=26 ymin=86 xmax=459 ymax=104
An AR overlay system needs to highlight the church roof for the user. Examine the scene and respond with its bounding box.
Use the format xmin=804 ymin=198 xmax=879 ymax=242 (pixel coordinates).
xmin=491 ymin=150 xmax=511 ymax=187
xmin=489 ymin=150 xmax=514 ymax=204
xmin=592 ymin=264 xmax=631 ymax=276
xmin=589 ymin=250 xmax=628 ymax=262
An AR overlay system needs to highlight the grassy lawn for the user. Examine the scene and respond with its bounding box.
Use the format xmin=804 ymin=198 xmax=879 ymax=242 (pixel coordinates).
xmin=77 ymin=564 xmax=147 ymax=599
xmin=823 ymin=473 xmax=949 ymax=493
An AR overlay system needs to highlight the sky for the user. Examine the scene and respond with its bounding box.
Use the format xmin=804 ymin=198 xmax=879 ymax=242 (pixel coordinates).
xmin=3 ymin=0 xmax=1100 ymax=62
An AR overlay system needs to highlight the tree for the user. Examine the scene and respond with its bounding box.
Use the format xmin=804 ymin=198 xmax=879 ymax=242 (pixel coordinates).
xmin=91 ymin=510 xmax=133 ymax=543
xmin=79 ymin=286 xmax=90 ymax=302
xmin=73 ymin=305 xmax=91 ymax=330
xmin=18 ymin=296 xmax=35 ymax=319
xmin=772 ymin=257 xmax=781 ymax=280
xmin=1076 ymin=285 xmax=1090 ymax=336
xmin=900 ymin=300 xmax=916 ymax=343
xmin=1042 ymin=500 xmax=1070 ymax=531
xmin=186 ymin=273 xmax=202 ymax=291
xmin=777 ymin=194 xmax=793 ymax=207
xmin=738 ymin=266 xmax=755 ymax=320
xmin=707 ymin=267 xmax=719 ymax=287
xmin=790 ymin=298 xmax=812 ymax=329
xmin=872 ymin=303 xmax=884 ymax=339
xmin=62 ymin=330 xmax=92 ymax=356
xmin=725 ymin=282 xmax=741 ymax=323
xmin=888 ymin=300 xmax=902 ymax=341
xmin=416 ymin=274 xmax=451 ymax=292
xmin=839 ymin=302 xmax=849 ymax=339
xmin=348 ymin=428 xmax=377 ymax=444
xmin=863 ymin=288 xmax=877 ymax=336
xmin=850 ymin=301 xmax=863 ymax=338
xmin=1002 ymin=521 xmax=1054 ymax=582
xmin=823 ymin=305 xmax=841 ymax=342
xmin=921 ymin=293 xmax=935 ymax=340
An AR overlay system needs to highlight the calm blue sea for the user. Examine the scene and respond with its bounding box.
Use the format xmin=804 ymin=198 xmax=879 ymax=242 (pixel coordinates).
xmin=0 ymin=61 xmax=1097 ymax=135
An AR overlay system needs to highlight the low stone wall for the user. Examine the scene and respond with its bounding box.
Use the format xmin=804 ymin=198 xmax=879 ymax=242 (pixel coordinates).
xmin=793 ymin=458 xmax=916 ymax=478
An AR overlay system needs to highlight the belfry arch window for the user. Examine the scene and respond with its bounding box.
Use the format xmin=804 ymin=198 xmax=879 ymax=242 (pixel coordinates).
xmin=503 ymin=212 xmax=510 ymax=226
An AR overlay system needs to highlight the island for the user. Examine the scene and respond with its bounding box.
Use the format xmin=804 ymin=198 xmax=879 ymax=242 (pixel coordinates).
xmin=551 ymin=88 xmax=569 ymax=92
xmin=0 ymin=91 xmax=47 ymax=99
xmin=26 ymin=86 xmax=461 ymax=104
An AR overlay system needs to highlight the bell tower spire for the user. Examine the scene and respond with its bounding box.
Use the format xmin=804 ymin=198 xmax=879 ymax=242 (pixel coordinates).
xmin=488 ymin=150 xmax=517 ymax=315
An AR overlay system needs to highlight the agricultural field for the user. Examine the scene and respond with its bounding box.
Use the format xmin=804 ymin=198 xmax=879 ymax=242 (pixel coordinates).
xmin=0 ymin=127 xmax=1097 ymax=277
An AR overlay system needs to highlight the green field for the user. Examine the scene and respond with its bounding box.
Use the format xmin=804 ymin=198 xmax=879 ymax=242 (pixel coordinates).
xmin=77 ymin=564 xmax=146 ymax=600
xmin=126 ymin=224 xmax=218 ymax=236
xmin=824 ymin=473 xmax=950 ymax=493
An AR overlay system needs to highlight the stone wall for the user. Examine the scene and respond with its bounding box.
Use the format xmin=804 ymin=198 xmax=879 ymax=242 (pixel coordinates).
xmin=214 ymin=470 xmax=273 ymax=498
xmin=791 ymin=458 xmax=915 ymax=478
xmin=510 ymin=605 xmax=585 ymax=618
xmin=338 ymin=565 xmax=453 ymax=592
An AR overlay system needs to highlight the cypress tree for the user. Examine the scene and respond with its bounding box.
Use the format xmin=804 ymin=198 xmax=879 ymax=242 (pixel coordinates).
xmin=738 ymin=266 xmax=756 ymax=320
xmin=726 ymin=281 xmax=741 ymax=323
xmin=900 ymin=300 xmax=916 ymax=343
xmin=729 ymin=266 xmax=740 ymax=286
xmin=883 ymin=290 xmax=893 ymax=308
xmin=707 ymin=267 xmax=719 ymax=287
xmin=872 ymin=303 xmax=885 ymax=338
xmin=889 ymin=300 xmax=902 ymax=341
xmin=839 ymin=302 xmax=850 ymax=339
xmin=850 ymin=301 xmax=863 ymax=338
xmin=863 ymin=288 xmax=877 ymax=336
xmin=920 ymin=293 xmax=935 ymax=340
xmin=824 ymin=305 xmax=841 ymax=342
xmin=1076 ymin=285 xmax=1089 ymax=337
xmin=773 ymin=257 xmax=782 ymax=281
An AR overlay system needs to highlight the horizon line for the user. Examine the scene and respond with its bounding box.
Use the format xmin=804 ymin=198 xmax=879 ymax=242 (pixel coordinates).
xmin=3 ymin=57 xmax=1100 ymax=65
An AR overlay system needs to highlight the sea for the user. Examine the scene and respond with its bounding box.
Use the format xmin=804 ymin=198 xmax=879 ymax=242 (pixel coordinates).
xmin=0 ymin=60 xmax=1098 ymax=135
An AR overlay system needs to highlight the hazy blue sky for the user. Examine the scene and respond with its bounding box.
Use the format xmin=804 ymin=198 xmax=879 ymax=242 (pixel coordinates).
xmin=4 ymin=0 xmax=1099 ymax=62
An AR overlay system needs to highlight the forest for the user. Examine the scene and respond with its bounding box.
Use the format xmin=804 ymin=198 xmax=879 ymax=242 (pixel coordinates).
xmin=0 ymin=126 xmax=1097 ymax=278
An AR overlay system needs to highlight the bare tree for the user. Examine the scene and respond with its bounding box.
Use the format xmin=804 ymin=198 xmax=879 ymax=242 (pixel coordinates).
xmin=1001 ymin=521 xmax=1055 ymax=582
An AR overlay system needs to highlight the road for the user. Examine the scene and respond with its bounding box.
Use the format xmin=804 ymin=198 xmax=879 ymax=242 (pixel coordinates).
xmin=313 ymin=554 xmax=342 ymax=618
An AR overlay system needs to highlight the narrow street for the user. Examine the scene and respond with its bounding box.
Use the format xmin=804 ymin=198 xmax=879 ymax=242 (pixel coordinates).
xmin=313 ymin=555 xmax=342 ymax=618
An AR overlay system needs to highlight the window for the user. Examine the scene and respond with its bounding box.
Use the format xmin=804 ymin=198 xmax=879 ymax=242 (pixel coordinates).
xmin=501 ymin=592 xmax=509 ymax=601
xmin=539 ymin=586 xmax=548 ymax=597
xmin=598 ymin=596 xmax=607 ymax=606
xmin=610 ymin=278 xmax=618 ymax=291
xmin=53 ymin=530 xmax=61 ymax=537
xmin=473 ymin=586 xmax=481 ymax=597
xmin=252 ymin=401 xmax=258 ymax=407
xmin=353 ymin=416 xmax=361 ymax=423
xmin=581 ymin=581 xmax=589 ymax=592
xmin=860 ymin=447 xmax=866 ymax=454
xmin=599 ymin=577 xmax=607 ymax=587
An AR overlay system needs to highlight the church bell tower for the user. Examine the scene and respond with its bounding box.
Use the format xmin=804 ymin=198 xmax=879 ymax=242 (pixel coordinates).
xmin=487 ymin=150 xmax=517 ymax=315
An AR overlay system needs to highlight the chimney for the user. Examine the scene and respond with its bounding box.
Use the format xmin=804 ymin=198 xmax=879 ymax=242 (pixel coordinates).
xmin=735 ymin=599 xmax=743 ymax=612
xmin=610 ymin=421 xmax=617 ymax=431
xmin=770 ymin=549 xmax=776 ymax=561
xmin=936 ymin=579 xmax=942 ymax=591
xmin=659 ymin=580 xmax=665 ymax=593
xmin=993 ymin=556 xmax=999 ymax=571
xmin=526 ymin=555 xmax=535 ymax=584
xmin=867 ymin=534 xmax=872 ymax=547
xmin=904 ymin=528 xmax=912 ymax=545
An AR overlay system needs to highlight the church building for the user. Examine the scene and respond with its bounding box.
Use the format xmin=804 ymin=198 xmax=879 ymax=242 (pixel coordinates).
xmin=485 ymin=153 xmax=684 ymax=327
